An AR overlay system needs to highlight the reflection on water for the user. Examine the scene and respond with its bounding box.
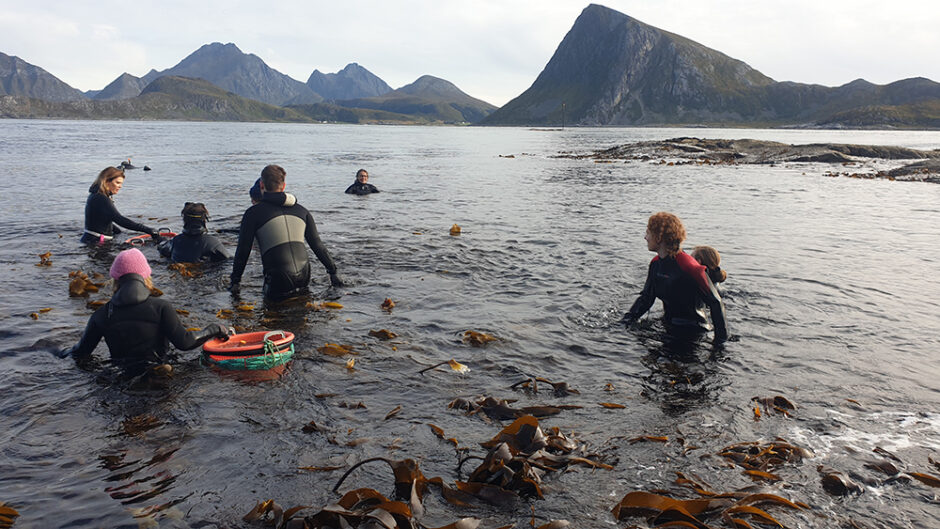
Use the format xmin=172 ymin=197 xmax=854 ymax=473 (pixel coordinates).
xmin=1 ymin=121 xmax=939 ymax=527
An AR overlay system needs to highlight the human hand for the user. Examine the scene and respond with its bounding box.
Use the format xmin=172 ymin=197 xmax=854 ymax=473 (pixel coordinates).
xmin=329 ymin=273 xmax=344 ymax=288
xmin=150 ymin=232 xmax=164 ymax=245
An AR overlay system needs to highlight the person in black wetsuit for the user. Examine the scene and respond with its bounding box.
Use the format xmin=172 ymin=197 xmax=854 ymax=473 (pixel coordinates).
xmin=623 ymin=212 xmax=728 ymax=343
xmin=81 ymin=166 xmax=162 ymax=245
xmin=59 ymin=248 xmax=228 ymax=375
xmin=157 ymin=202 xmax=229 ymax=263
xmin=231 ymin=164 xmax=344 ymax=301
xmin=345 ymin=169 xmax=379 ymax=195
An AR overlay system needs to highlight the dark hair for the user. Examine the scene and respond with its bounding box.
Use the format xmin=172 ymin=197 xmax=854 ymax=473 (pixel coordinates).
xmin=261 ymin=164 xmax=286 ymax=191
xmin=356 ymin=168 xmax=368 ymax=178
xmin=647 ymin=212 xmax=686 ymax=257
xmin=692 ymin=245 xmax=727 ymax=283
xmin=92 ymin=166 xmax=125 ymax=196
xmin=181 ymin=202 xmax=208 ymax=229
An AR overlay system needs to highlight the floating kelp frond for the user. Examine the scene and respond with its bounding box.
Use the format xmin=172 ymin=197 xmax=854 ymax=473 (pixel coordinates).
xmin=720 ymin=440 xmax=809 ymax=472
xmin=168 ymin=262 xmax=201 ymax=278
xmin=381 ymin=298 xmax=395 ymax=311
xmin=600 ymin=402 xmax=626 ymax=409
xmin=450 ymin=224 xmax=461 ymax=236
xmin=463 ymin=330 xmax=497 ymax=347
xmin=369 ymin=329 xmax=398 ymax=340
xmin=385 ymin=405 xmax=402 ymax=420
xmin=419 ymin=359 xmax=470 ymax=375
xmin=121 ymin=414 xmax=162 ymax=436
xmin=36 ymin=251 xmax=52 ymax=267
xmin=0 ymin=502 xmax=20 ymax=529
xmin=68 ymin=271 xmax=100 ymax=297
xmin=611 ymin=489 xmax=805 ymax=527
xmin=752 ymin=395 xmax=797 ymax=417
xmin=318 ymin=343 xmax=355 ymax=356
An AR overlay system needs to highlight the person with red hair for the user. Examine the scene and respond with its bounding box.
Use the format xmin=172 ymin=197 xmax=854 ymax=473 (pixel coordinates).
xmin=623 ymin=212 xmax=727 ymax=343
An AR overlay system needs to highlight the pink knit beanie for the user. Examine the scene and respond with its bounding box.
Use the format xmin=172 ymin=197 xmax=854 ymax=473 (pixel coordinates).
xmin=110 ymin=248 xmax=152 ymax=279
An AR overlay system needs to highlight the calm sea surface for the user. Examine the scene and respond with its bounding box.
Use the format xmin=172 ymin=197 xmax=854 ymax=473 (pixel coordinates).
xmin=1 ymin=120 xmax=939 ymax=528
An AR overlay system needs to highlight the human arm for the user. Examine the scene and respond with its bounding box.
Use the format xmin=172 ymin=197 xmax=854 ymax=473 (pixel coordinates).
xmin=700 ymin=277 xmax=728 ymax=342
xmin=102 ymin=196 xmax=157 ymax=237
xmin=304 ymin=212 xmax=337 ymax=276
xmin=622 ymin=261 xmax=657 ymax=324
xmin=160 ymin=301 xmax=228 ymax=351
xmin=230 ymin=211 xmax=254 ymax=287
xmin=59 ymin=310 xmax=105 ymax=358
xmin=206 ymin=235 xmax=230 ymax=262
xmin=157 ymin=237 xmax=173 ymax=258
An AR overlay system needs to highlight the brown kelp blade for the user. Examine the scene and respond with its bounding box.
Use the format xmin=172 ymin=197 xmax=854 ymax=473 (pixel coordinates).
xmin=908 ymin=472 xmax=940 ymax=488
xmin=612 ymin=491 xmax=712 ymax=521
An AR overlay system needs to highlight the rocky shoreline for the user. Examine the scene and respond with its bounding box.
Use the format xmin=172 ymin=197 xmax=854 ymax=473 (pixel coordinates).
xmin=557 ymin=137 xmax=940 ymax=183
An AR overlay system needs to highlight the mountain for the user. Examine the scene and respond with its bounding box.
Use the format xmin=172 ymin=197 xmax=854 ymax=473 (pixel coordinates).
xmin=143 ymin=42 xmax=321 ymax=106
xmin=484 ymin=4 xmax=940 ymax=127
xmin=93 ymin=72 xmax=147 ymax=100
xmin=306 ymin=63 xmax=392 ymax=100
xmin=0 ymin=51 xmax=86 ymax=102
xmin=338 ymin=75 xmax=497 ymax=123
xmin=0 ymin=76 xmax=314 ymax=122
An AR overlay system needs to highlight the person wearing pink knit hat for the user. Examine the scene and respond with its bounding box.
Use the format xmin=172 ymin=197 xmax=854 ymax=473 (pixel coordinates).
xmin=60 ymin=249 xmax=228 ymax=375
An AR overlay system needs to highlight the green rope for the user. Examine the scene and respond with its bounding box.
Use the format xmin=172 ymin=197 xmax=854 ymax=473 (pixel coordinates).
xmin=204 ymin=341 xmax=294 ymax=371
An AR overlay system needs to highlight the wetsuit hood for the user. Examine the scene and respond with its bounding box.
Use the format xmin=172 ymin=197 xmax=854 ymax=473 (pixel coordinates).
xmin=261 ymin=192 xmax=296 ymax=207
xmin=111 ymin=273 xmax=151 ymax=307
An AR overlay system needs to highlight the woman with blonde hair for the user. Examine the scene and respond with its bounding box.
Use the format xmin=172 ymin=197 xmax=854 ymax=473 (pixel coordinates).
xmin=81 ymin=166 xmax=162 ymax=245
xmin=60 ymin=248 xmax=228 ymax=375
xmin=623 ymin=212 xmax=727 ymax=343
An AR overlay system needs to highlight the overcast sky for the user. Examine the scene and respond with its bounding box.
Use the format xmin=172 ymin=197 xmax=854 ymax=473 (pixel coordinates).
xmin=1 ymin=1 xmax=937 ymax=106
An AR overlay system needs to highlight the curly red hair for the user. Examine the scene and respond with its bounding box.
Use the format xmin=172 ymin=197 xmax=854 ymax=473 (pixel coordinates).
xmin=647 ymin=212 xmax=686 ymax=257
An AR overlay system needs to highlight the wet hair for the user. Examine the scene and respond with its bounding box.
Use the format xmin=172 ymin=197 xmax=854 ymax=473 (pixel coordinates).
xmin=110 ymin=275 xmax=154 ymax=294
xmin=647 ymin=212 xmax=686 ymax=257
xmin=356 ymin=168 xmax=368 ymax=179
xmin=692 ymin=245 xmax=727 ymax=283
xmin=260 ymin=164 xmax=286 ymax=192
xmin=92 ymin=166 xmax=125 ymax=196
xmin=181 ymin=202 xmax=209 ymax=227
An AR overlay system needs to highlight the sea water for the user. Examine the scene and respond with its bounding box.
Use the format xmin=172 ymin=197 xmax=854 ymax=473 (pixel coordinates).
xmin=0 ymin=120 xmax=939 ymax=528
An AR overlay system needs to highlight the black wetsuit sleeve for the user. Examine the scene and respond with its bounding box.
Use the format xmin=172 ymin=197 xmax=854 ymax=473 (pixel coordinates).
xmin=206 ymin=236 xmax=230 ymax=261
xmin=65 ymin=309 xmax=106 ymax=358
xmin=701 ymin=278 xmax=728 ymax=341
xmin=103 ymin=197 xmax=154 ymax=235
xmin=159 ymin=302 xmax=219 ymax=351
xmin=344 ymin=183 xmax=357 ymax=194
xmin=304 ymin=211 xmax=337 ymax=275
xmin=230 ymin=210 xmax=254 ymax=284
xmin=368 ymin=184 xmax=379 ymax=193
xmin=157 ymin=238 xmax=173 ymax=258
xmin=625 ymin=262 xmax=657 ymax=321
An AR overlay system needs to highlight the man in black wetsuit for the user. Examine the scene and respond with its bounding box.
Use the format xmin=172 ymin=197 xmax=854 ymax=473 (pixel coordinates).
xmin=158 ymin=202 xmax=229 ymax=263
xmin=345 ymin=169 xmax=379 ymax=195
xmin=231 ymin=164 xmax=343 ymax=300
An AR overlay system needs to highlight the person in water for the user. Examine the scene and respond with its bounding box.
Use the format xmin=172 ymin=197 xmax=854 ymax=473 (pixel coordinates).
xmin=59 ymin=248 xmax=228 ymax=375
xmin=691 ymin=246 xmax=727 ymax=286
xmin=157 ymin=202 xmax=229 ymax=263
xmin=622 ymin=212 xmax=728 ymax=343
xmin=249 ymin=178 xmax=262 ymax=205
xmin=345 ymin=169 xmax=379 ymax=195
xmin=231 ymin=164 xmax=344 ymax=300
xmin=82 ymin=166 xmax=162 ymax=245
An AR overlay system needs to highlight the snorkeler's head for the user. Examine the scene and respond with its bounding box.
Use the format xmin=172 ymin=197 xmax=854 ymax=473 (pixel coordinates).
xmin=181 ymin=202 xmax=209 ymax=229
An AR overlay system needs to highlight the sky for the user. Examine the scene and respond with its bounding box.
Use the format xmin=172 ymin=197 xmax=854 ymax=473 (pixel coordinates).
xmin=1 ymin=1 xmax=938 ymax=107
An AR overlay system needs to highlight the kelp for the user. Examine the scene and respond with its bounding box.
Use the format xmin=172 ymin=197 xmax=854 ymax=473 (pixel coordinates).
xmin=448 ymin=396 xmax=580 ymax=421
xmin=318 ymin=343 xmax=356 ymax=357
xmin=719 ymin=440 xmax=808 ymax=472
xmin=817 ymin=466 xmax=864 ymax=496
xmin=36 ymin=251 xmax=52 ymax=267
xmin=419 ymin=359 xmax=470 ymax=375
xmin=382 ymin=298 xmax=396 ymax=311
xmin=121 ymin=414 xmax=162 ymax=436
xmin=68 ymin=270 xmax=103 ymax=297
xmin=751 ymin=396 xmax=796 ymax=418
xmin=463 ymin=330 xmax=497 ymax=347
xmin=305 ymin=301 xmax=343 ymax=310
xmin=0 ymin=502 xmax=19 ymax=529
xmin=450 ymin=224 xmax=461 ymax=236
xmin=369 ymin=329 xmax=398 ymax=340
xmin=510 ymin=377 xmax=579 ymax=396
xmin=168 ymin=262 xmax=201 ymax=278
xmin=611 ymin=489 xmax=805 ymax=528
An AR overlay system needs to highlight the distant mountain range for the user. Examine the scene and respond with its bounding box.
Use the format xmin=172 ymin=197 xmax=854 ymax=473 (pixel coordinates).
xmin=4 ymin=6 xmax=940 ymax=128
xmin=484 ymin=4 xmax=940 ymax=128
xmin=0 ymin=43 xmax=493 ymax=123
